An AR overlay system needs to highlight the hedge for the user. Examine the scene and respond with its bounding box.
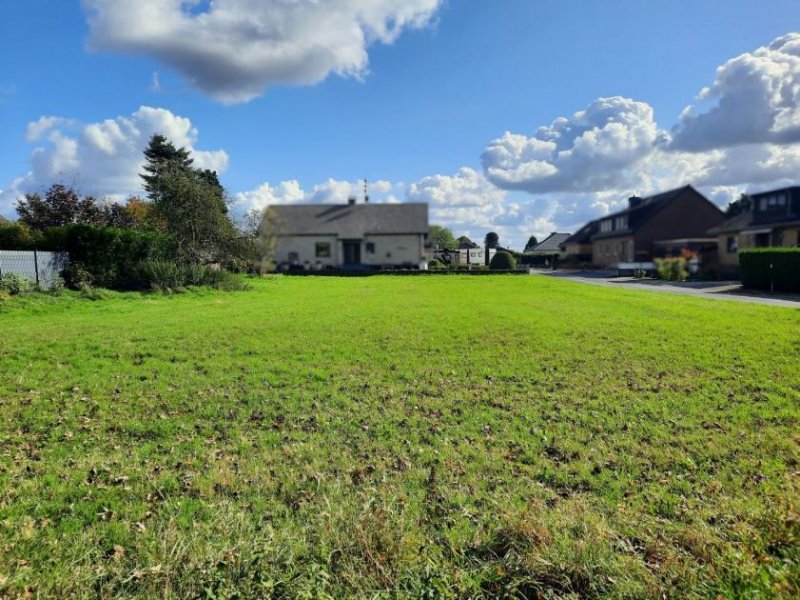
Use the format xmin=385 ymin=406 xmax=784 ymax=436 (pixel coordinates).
xmin=1 ymin=222 xmax=172 ymax=289
xmin=739 ymin=248 xmax=800 ymax=293
xmin=490 ymin=251 xmax=517 ymax=270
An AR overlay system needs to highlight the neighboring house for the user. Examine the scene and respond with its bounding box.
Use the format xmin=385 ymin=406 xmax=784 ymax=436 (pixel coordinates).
xmin=266 ymin=201 xmax=429 ymax=270
xmin=584 ymin=186 xmax=725 ymax=268
xmin=560 ymin=222 xmax=598 ymax=259
xmin=709 ymin=186 xmax=800 ymax=277
xmin=444 ymin=238 xmax=493 ymax=266
xmin=526 ymin=232 xmax=571 ymax=257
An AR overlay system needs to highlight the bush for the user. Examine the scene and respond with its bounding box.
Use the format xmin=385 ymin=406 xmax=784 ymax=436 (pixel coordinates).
xmin=428 ymin=259 xmax=444 ymax=270
xmin=40 ymin=224 xmax=172 ymax=289
xmin=0 ymin=272 xmax=35 ymax=295
xmin=0 ymin=222 xmax=43 ymax=250
xmin=655 ymin=257 xmax=689 ymax=281
xmin=490 ymin=251 xmax=517 ymax=270
xmin=740 ymin=248 xmax=800 ymax=293
xmin=136 ymin=261 xmax=248 ymax=292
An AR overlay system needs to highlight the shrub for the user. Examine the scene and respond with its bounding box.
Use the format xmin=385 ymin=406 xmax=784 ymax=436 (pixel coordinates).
xmin=0 ymin=222 xmax=43 ymax=250
xmin=428 ymin=258 xmax=444 ymax=270
xmin=40 ymin=224 xmax=172 ymax=289
xmin=490 ymin=251 xmax=517 ymax=270
xmin=136 ymin=261 xmax=246 ymax=292
xmin=655 ymin=257 xmax=689 ymax=281
xmin=740 ymin=248 xmax=800 ymax=293
xmin=0 ymin=272 xmax=35 ymax=295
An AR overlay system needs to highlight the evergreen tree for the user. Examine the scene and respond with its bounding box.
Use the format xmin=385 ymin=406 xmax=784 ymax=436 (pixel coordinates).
xmin=141 ymin=135 xmax=194 ymax=201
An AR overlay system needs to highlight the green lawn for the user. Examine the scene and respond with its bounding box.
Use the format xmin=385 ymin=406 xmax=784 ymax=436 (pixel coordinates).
xmin=1 ymin=276 xmax=799 ymax=598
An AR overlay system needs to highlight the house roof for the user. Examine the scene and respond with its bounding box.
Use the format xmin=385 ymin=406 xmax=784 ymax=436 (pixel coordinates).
xmin=268 ymin=203 xmax=428 ymax=239
xmin=529 ymin=232 xmax=571 ymax=254
xmin=707 ymin=210 xmax=755 ymax=235
xmin=0 ymin=214 xmax=9 ymax=224
xmin=591 ymin=185 xmax=706 ymax=240
xmin=561 ymin=221 xmax=599 ymax=246
xmin=709 ymin=186 xmax=800 ymax=234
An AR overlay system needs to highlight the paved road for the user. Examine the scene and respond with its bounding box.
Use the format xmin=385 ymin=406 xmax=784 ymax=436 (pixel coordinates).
xmin=532 ymin=269 xmax=800 ymax=309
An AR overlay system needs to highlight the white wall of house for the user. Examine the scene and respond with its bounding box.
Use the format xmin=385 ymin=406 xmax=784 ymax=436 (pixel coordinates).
xmin=361 ymin=234 xmax=425 ymax=266
xmin=275 ymin=234 xmax=424 ymax=267
xmin=275 ymin=235 xmax=339 ymax=267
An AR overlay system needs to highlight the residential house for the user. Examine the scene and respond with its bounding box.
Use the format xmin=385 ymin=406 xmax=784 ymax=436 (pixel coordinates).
xmin=447 ymin=237 xmax=496 ymax=266
xmin=560 ymin=222 xmax=598 ymax=260
xmin=265 ymin=200 xmax=429 ymax=270
xmin=709 ymin=186 xmax=800 ymax=277
xmin=526 ymin=232 xmax=571 ymax=258
xmin=583 ymin=186 xmax=725 ymax=268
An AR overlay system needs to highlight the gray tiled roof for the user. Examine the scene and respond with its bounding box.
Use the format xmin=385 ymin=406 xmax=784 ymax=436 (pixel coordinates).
xmin=531 ymin=232 xmax=572 ymax=253
xmin=268 ymin=203 xmax=428 ymax=239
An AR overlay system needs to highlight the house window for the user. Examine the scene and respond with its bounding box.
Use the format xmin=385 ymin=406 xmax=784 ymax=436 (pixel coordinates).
xmin=366 ymin=242 xmax=375 ymax=254
xmin=315 ymin=242 xmax=331 ymax=258
xmin=726 ymin=236 xmax=738 ymax=253
xmin=755 ymin=233 xmax=770 ymax=248
xmin=600 ymin=220 xmax=613 ymax=233
xmin=614 ymin=216 xmax=627 ymax=230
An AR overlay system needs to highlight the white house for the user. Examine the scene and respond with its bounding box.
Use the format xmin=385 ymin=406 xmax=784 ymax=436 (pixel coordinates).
xmin=265 ymin=201 xmax=429 ymax=270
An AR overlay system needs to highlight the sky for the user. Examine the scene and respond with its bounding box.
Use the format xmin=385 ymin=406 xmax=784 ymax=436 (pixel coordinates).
xmin=1 ymin=0 xmax=800 ymax=248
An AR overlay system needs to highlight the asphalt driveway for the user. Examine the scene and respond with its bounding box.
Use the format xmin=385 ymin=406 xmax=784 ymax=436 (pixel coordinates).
xmin=532 ymin=269 xmax=800 ymax=309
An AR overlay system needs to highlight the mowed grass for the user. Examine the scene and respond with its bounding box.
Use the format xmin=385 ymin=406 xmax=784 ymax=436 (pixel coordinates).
xmin=1 ymin=276 xmax=799 ymax=598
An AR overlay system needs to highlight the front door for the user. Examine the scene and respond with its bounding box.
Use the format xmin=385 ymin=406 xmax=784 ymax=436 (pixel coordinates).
xmin=343 ymin=241 xmax=361 ymax=265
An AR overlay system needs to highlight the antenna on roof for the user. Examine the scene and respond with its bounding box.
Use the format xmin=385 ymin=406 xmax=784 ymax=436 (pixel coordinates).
xmin=363 ymin=179 xmax=370 ymax=204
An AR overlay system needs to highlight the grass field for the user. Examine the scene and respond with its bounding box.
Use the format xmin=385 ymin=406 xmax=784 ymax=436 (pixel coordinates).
xmin=1 ymin=276 xmax=799 ymax=598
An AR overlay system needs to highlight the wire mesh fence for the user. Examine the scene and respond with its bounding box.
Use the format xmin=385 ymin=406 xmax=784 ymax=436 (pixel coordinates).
xmin=0 ymin=250 xmax=69 ymax=290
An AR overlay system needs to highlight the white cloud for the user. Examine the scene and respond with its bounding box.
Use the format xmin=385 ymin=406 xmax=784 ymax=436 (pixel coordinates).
xmin=407 ymin=167 xmax=505 ymax=206
xmin=82 ymin=0 xmax=442 ymax=103
xmin=231 ymin=178 xmax=399 ymax=214
xmin=1 ymin=106 xmax=228 ymax=215
xmin=671 ymin=33 xmax=800 ymax=151
xmin=482 ymin=97 xmax=662 ymax=194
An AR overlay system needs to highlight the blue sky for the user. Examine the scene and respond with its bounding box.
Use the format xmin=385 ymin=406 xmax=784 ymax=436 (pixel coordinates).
xmin=2 ymin=1 xmax=800 ymax=247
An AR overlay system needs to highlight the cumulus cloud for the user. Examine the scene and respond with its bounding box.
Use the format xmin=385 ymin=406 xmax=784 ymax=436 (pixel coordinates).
xmin=407 ymin=167 xmax=505 ymax=206
xmin=232 ymin=178 xmax=399 ymax=214
xmin=1 ymin=106 xmax=228 ymax=214
xmin=671 ymin=33 xmax=800 ymax=151
xmin=82 ymin=0 xmax=442 ymax=103
xmin=483 ymin=97 xmax=662 ymax=194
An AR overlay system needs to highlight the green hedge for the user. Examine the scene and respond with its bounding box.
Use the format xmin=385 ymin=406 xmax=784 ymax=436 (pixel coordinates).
xmin=490 ymin=251 xmax=517 ymax=270
xmin=1 ymin=223 xmax=172 ymax=289
xmin=739 ymin=248 xmax=800 ymax=293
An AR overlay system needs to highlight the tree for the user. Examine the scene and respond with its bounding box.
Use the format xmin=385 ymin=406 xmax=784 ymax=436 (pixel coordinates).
xmin=428 ymin=225 xmax=457 ymax=251
xmin=122 ymin=197 xmax=164 ymax=231
xmin=141 ymin=135 xmax=194 ymax=202
xmin=484 ymin=231 xmax=499 ymax=249
xmin=726 ymin=193 xmax=752 ymax=217
xmin=16 ymin=184 xmax=107 ymax=230
xmin=152 ymin=168 xmax=240 ymax=265
xmin=525 ymin=235 xmax=539 ymax=251
xmin=254 ymin=206 xmax=282 ymax=273
xmin=457 ymin=235 xmax=475 ymax=248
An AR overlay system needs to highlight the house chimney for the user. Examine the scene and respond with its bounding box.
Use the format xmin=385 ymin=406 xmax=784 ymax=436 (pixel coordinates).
xmin=348 ymin=196 xmax=357 ymax=206
xmin=628 ymin=195 xmax=643 ymax=208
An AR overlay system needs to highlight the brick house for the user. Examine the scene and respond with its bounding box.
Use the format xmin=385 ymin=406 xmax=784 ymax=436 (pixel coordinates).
xmin=709 ymin=186 xmax=800 ymax=277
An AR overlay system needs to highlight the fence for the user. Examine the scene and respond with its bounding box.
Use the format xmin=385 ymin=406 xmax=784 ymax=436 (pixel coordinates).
xmin=0 ymin=250 xmax=69 ymax=290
